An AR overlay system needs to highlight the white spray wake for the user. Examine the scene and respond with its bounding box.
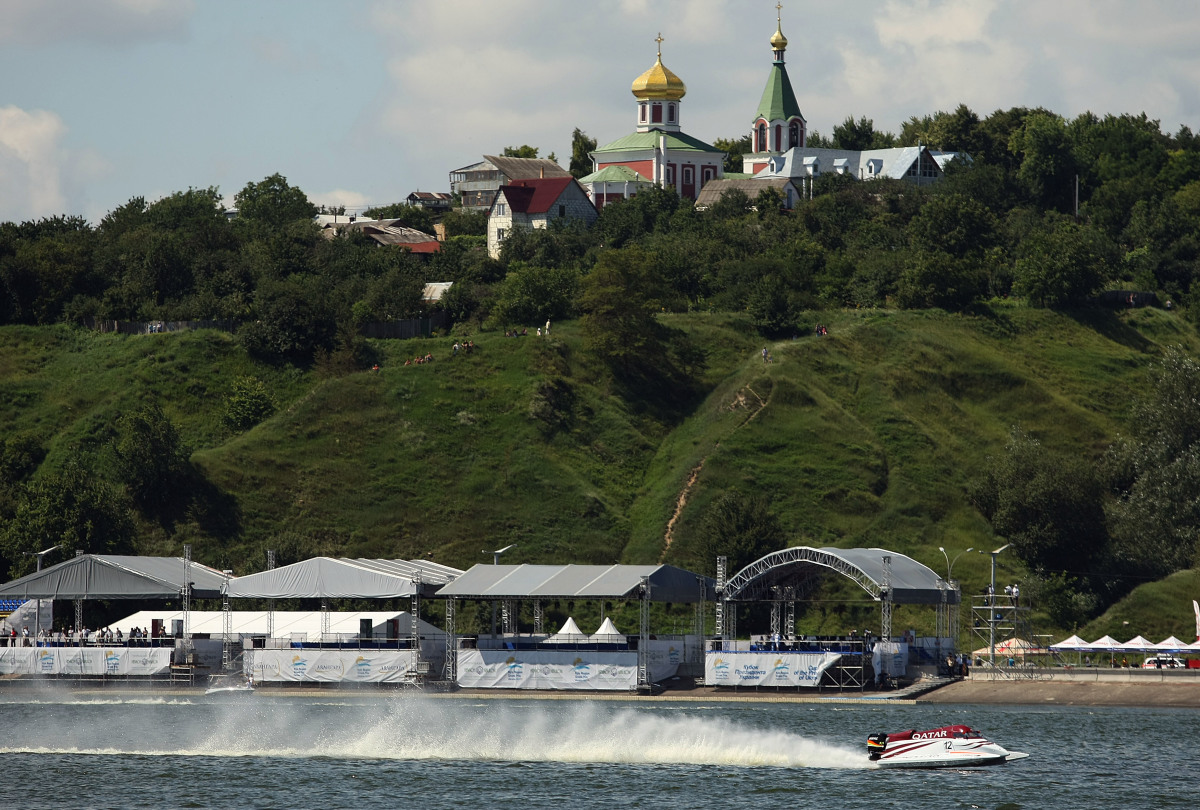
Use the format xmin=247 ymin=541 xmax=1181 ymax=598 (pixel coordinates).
xmin=1 ymin=696 xmax=869 ymax=769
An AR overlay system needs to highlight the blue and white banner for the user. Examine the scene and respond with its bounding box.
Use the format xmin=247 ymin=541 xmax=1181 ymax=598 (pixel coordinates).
xmin=249 ymin=649 xmax=417 ymax=683
xmin=704 ymin=651 xmax=841 ymax=687
xmin=0 ymin=647 xmax=171 ymax=676
xmin=456 ymin=649 xmax=642 ymax=690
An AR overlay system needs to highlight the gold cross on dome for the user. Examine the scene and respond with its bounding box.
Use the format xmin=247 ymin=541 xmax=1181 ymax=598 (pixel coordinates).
xmin=777 ymin=2 xmax=783 ymax=21
xmin=655 ymin=32 xmax=664 ymax=56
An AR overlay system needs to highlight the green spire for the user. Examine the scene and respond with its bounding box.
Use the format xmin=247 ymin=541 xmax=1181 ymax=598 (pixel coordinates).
xmin=754 ymin=62 xmax=803 ymax=124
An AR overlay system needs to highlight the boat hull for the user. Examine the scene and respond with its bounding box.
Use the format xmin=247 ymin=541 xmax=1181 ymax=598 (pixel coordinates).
xmin=873 ymin=738 xmax=1023 ymax=769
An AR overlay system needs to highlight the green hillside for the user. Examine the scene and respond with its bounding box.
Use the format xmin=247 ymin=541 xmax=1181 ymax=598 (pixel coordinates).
xmin=2 ymin=303 xmax=1198 ymax=636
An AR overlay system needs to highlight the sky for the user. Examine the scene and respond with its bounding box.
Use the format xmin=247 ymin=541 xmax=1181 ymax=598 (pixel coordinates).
xmin=3 ymin=0 xmax=1200 ymax=224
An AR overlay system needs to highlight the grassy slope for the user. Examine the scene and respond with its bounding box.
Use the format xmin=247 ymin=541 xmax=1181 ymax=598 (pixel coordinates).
xmin=3 ymin=304 xmax=1197 ymax=636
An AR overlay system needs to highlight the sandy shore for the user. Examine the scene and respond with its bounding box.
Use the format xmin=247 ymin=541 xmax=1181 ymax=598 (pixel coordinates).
xmin=919 ymin=675 xmax=1200 ymax=708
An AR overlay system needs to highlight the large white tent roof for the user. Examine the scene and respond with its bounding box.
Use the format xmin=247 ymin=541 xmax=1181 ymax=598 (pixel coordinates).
xmin=436 ymin=563 xmax=712 ymax=603
xmin=109 ymin=610 xmax=445 ymax=642
xmin=224 ymin=558 xmax=462 ymax=599
xmin=0 ymin=555 xmax=231 ymax=600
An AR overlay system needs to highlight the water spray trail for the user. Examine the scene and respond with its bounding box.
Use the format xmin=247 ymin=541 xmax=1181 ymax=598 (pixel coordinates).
xmin=0 ymin=696 xmax=869 ymax=769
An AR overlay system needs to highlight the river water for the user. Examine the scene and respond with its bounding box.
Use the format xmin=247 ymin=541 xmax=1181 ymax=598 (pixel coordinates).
xmin=0 ymin=688 xmax=1193 ymax=809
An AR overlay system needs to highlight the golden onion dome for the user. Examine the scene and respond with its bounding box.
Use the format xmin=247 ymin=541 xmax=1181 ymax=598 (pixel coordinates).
xmin=770 ymin=20 xmax=788 ymax=50
xmin=631 ymin=37 xmax=686 ymax=101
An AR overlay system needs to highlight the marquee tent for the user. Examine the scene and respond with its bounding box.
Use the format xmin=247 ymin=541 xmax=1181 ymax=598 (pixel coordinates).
xmin=543 ymin=616 xmax=586 ymax=644
xmin=591 ymin=617 xmax=624 ymax=642
xmin=1049 ymin=635 xmax=1090 ymax=651
xmin=1154 ymin=636 xmax=1190 ymax=651
xmin=0 ymin=555 xmax=231 ymax=600
xmin=223 ymin=558 xmax=462 ymax=600
xmin=1087 ymin=635 xmax=1123 ymax=651
xmin=1117 ymin=635 xmax=1156 ymax=652
xmin=437 ymin=563 xmax=712 ymax=602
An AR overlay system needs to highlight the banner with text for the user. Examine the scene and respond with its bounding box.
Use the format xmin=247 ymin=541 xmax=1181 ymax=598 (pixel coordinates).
xmin=249 ymin=649 xmax=417 ymax=683
xmin=456 ymin=649 xmax=642 ymax=690
xmin=704 ymin=651 xmax=842 ymax=687
xmin=0 ymin=647 xmax=172 ymax=676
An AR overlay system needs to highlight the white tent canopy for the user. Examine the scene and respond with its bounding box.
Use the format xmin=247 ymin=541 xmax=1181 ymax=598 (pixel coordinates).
xmin=223 ymin=558 xmax=461 ymax=599
xmin=591 ymin=616 xmax=624 ymax=641
xmin=1049 ymin=634 xmax=1090 ymax=650
xmin=544 ymin=616 xmax=586 ymax=643
xmin=1118 ymin=635 xmax=1156 ymax=652
xmin=109 ymin=610 xmax=445 ymax=643
xmin=1088 ymin=635 xmax=1123 ymax=651
xmin=1154 ymin=636 xmax=1191 ymax=651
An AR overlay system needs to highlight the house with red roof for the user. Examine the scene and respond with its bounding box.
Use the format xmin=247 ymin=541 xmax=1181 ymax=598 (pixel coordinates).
xmin=486 ymin=177 xmax=598 ymax=259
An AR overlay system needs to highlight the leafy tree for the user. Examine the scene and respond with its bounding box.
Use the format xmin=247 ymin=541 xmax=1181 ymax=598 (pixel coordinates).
xmin=0 ymin=455 xmax=136 ymax=578
xmin=502 ymin=145 xmax=540 ymax=158
xmin=907 ymin=193 xmax=997 ymax=259
xmin=712 ymin=135 xmax=752 ymax=174
xmin=1009 ymin=113 xmax=1078 ymax=211
xmin=696 ymin=491 xmax=786 ymax=576
xmin=568 ymin=128 xmax=598 ymax=179
xmin=594 ymin=185 xmax=680 ymax=248
xmin=223 ymin=377 xmax=277 ymax=433
xmin=357 ymin=263 xmax=426 ymax=322
xmin=832 ymin=116 xmax=879 ymax=151
xmin=112 ymin=403 xmax=192 ymax=516
xmin=745 ymin=274 xmax=797 ymax=336
xmin=580 ymin=247 xmax=666 ymax=375
xmin=969 ymin=426 xmax=1108 ymax=577
xmin=1012 ymin=217 xmax=1114 ymax=307
xmin=240 ymin=277 xmax=338 ymax=365
xmin=492 ymin=262 xmax=579 ymax=325
xmin=234 ymin=173 xmax=318 ymax=229
xmin=441 ymin=209 xmax=488 ymax=237
xmin=895 ymin=250 xmax=985 ymax=311
xmin=1104 ymin=347 xmax=1200 ymax=581
xmin=710 ymin=187 xmax=752 ymax=220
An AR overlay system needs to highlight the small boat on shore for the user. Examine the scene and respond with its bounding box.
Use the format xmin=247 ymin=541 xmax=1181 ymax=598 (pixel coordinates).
xmin=867 ymin=724 xmax=1027 ymax=768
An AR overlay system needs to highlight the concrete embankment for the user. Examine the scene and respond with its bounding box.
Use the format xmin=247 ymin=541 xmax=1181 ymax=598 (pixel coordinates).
xmin=919 ymin=670 xmax=1200 ymax=708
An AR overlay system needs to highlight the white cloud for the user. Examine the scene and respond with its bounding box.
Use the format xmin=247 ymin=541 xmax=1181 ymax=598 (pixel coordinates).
xmin=0 ymin=107 xmax=68 ymax=221
xmin=0 ymin=0 xmax=192 ymax=45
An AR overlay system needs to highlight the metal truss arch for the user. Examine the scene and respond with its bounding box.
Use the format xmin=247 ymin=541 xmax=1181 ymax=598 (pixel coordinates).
xmin=722 ymin=547 xmax=882 ymax=604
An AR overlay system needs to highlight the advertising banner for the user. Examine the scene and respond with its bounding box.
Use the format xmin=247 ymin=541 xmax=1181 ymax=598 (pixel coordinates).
xmin=872 ymin=642 xmax=908 ymax=679
xmin=249 ymin=649 xmax=416 ymax=683
xmin=0 ymin=647 xmax=171 ymax=676
xmin=704 ymin=651 xmax=842 ymax=687
xmin=456 ymin=649 xmax=640 ymax=690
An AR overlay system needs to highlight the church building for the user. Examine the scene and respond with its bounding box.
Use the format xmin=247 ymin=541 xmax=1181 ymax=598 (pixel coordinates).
xmin=743 ymin=6 xmax=807 ymax=175
xmin=582 ymin=36 xmax=725 ymax=208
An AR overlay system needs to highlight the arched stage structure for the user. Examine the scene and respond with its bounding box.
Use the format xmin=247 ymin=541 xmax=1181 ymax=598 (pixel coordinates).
xmin=707 ymin=547 xmax=960 ymax=689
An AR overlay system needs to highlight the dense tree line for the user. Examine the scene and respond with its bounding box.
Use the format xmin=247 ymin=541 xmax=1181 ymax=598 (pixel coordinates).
xmin=4 ymin=106 xmax=1200 ymax=601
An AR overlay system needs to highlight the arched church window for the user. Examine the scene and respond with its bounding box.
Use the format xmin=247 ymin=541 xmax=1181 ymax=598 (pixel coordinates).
xmin=757 ymin=122 xmax=767 ymax=152
xmin=668 ymin=103 xmax=676 ymax=123
xmin=789 ymin=122 xmax=800 ymax=148
xmin=775 ymin=125 xmax=782 ymax=151
xmin=652 ymin=103 xmax=663 ymax=124
xmin=639 ymin=102 xmax=647 ymax=123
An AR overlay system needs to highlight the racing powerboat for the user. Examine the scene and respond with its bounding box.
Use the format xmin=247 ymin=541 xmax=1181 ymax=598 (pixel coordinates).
xmin=866 ymin=725 xmax=1027 ymax=768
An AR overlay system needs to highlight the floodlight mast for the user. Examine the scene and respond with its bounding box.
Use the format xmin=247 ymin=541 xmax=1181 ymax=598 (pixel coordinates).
xmin=22 ymin=544 xmax=62 ymax=638
xmin=483 ymin=545 xmax=516 ymax=637
xmin=984 ymin=543 xmax=1011 ymax=669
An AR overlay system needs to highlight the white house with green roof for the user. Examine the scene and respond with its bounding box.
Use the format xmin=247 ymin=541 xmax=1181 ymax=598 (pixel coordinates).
xmin=744 ymin=10 xmax=807 ymax=176
xmin=583 ymin=35 xmax=724 ymax=207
